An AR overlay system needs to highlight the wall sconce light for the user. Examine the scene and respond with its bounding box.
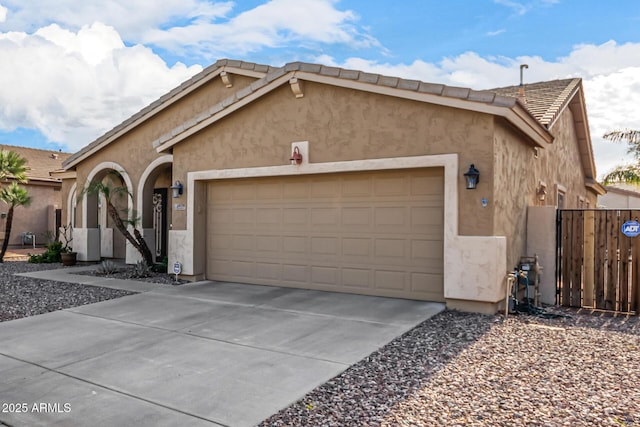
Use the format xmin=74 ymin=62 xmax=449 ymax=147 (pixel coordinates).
xmin=537 ymin=181 xmax=547 ymax=201
xmin=290 ymin=146 xmax=303 ymax=165
xmin=170 ymin=181 xmax=183 ymax=198
xmin=464 ymin=164 xmax=480 ymax=190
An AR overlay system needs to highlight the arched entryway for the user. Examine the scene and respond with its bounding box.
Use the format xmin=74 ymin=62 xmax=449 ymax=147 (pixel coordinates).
xmin=75 ymin=162 xmax=134 ymax=262
xmin=137 ymin=155 xmax=173 ymax=264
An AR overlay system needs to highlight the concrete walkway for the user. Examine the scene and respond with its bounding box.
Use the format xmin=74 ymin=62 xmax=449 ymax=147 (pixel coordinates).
xmin=1 ymin=267 xmax=444 ymax=427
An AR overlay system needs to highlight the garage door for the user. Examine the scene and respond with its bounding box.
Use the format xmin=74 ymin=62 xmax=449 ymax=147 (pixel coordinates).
xmin=206 ymin=168 xmax=444 ymax=301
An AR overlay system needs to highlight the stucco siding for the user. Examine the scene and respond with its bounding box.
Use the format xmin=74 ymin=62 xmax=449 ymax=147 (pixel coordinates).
xmin=171 ymin=81 xmax=495 ymax=233
xmin=0 ymin=183 xmax=60 ymax=247
xmin=73 ymin=74 xmax=259 ymax=225
xmin=494 ymin=107 xmax=593 ymax=269
xmin=545 ymin=108 xmax=595 ymax=207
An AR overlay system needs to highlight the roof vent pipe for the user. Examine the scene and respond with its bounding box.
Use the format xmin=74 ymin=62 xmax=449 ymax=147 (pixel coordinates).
xmin=518 ymin=64 xmax=529 ymax=104
xmin=519 ymin=64 xmax=529 ymax=86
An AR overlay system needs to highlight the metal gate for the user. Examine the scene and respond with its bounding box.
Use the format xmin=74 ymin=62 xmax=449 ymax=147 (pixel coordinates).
xmin=557 ymin=209 xmax=640 ymax=313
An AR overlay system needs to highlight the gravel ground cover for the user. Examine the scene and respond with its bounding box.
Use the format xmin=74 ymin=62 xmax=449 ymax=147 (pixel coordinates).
xmin=3 ymin=260 xmax=640 ymax=426
xmin=260 ymin=309 xmax=640 ymax=427
xmin=71 ymin=267 xmax=188 ymax=285
xmin=0 ymin=262 xmax=135 ymax=322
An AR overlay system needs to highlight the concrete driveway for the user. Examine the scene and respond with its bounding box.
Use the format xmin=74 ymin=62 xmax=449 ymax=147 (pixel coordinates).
xmin=0 ymin=271 xmax=443 ymax=427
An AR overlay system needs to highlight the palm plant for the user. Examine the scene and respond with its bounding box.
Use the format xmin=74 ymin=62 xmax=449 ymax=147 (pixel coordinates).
xmin=0 ymin=149 xmax=28 ymax=184
xmin=602 ymin=129 xmax=640 ymax=185
xmin=82 ymin=171 xmax=154 ymax=266
xmin=0 ymin=183 xmax=32 ymax=262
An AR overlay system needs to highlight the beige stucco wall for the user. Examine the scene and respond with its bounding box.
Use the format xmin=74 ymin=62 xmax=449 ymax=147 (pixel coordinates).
xmin=72 ymin=74 xmax=258 ymax=227
xmin=493 ymin=107 xmax=594 ymax=269
xmin=0 ymin=182 xmax=61 ymax=247
xmin=171 ymin=81 xmax=496 ymax=233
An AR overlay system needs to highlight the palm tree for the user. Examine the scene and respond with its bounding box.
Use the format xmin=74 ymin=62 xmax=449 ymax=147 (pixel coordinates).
xmin=0 ymin=149 xmax=28 ymax=184
xmin=0 ymin=183 xmax=32 ymax=262
xmin=602 ymin=129 xmax=640 ymax=185
xmin=82 ymin=171 xmax=154 ymax=266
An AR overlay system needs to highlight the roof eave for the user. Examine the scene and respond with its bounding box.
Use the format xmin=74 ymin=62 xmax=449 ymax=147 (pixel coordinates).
xmin=155 ymin=69 xmax=554 ymax=153
xmin=586 ymin=178 xmax=606 ymax=196
xmin=63 ymin=64 xmax=271 ymax=170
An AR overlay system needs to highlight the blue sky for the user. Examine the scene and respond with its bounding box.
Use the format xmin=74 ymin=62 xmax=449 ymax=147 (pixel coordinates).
xmin=0 ymin=0 xmax=639 ymax=177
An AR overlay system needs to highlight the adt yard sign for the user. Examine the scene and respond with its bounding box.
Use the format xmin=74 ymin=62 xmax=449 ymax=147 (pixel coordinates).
xmin=622 ymin=220 xmax=640 ymax=237
xmin=173 ymin=262 xmax=182 ymax=275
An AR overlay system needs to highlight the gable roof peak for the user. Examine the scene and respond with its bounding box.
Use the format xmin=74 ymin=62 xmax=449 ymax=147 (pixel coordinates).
xmin=490 ymin=78 xmax=582 ymax=127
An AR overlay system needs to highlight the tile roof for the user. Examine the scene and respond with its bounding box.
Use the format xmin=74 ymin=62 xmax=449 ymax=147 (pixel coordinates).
xmin=489 ymin=78 xmax=582 ymax=127
xmin=65 ymin=58 xmax=581 ymax=168
xmin=0 ymin=144 xmax=72 ymax=183
xmin=152 ymin=60 xmax=535 ymax=150
xmin=63 ymin=59 xmax=278 ymax=169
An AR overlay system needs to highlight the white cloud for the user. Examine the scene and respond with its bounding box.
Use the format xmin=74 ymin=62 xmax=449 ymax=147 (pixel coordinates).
xmin=0 ymin=4 xmax=7 ymax=23
xmin=140 ymin=0 xmax=378 ymax=58
xmin=0 ymin=0 xmax=377 ymax=58
xmin=487 ymin=29 xmax=506 ymax=37
xmin=0 ymin=23 xmax=202 ymax=150
xmin=320 ymin=40 xmax=640 ymax=178
xmin=493 ymin=0 xmax=529 ymax=16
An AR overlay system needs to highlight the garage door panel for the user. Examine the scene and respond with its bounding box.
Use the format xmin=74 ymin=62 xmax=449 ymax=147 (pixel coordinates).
xmin=342 ymin=238 xmax=371 ymax=257
xmin=342 ymin=207 xmax=372 ymax=227
xmin=311 ymin=266 xmax=339 ymax=285
xmin=374 ymin=207 xmax=407 ymax=228
xmin=207 ymin=169 xmax=444 ymax=302
xmin=374 ymin=270 xmax=407 ymax=291
xmin=311 ymin=208 xmax=340 ymax=226
xmin=256 ymin=235 xmax=281 ymax=253
xmin=374 ymin=175 xmax=409 ymax=196
xmin=342 ymin=268 xmax=371 ymax=288
xmin=310 ymin=237 xmax=339 ymax=256
xmin=256 ymin=208 xmax=281 ymax=224
xmin=282 ymin=264 xmax=309 ymax=282
xmin=232 ymin=235 xmax=254 ymax=251
xmin=283 ymin=236 xmax=307 ymax=254
xmin=411 ymin=240 xmax=443 ymax=260
xmin=283 ymin=208 xmax=308 ymax=225
xmin=411 ymin=207 xmax=443 ymax=226
xmin=255 ymin=262 xmax=281 ymax=280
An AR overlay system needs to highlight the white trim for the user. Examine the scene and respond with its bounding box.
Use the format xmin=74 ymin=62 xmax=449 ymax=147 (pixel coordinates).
xmin=82 ymin=161 xmax=134 ymax=228
xmin=136 ymin=155 xmax=174 ymax=226
xmin=67 ymin=182 xmax=77 ymax=227
xmin=183 ymin=153 xmax=459 ymax=270
xmin=170 ymin=153 xmax=508 ymax=307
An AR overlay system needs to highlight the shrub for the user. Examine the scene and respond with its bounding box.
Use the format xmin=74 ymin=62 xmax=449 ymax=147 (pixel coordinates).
xmin=28 ymin=240 xmax=64 ymax=263
xmin=128 ymin=260 xmax=152 ymax=278
xmin=96 ymin=259 xmax=120 ymax=275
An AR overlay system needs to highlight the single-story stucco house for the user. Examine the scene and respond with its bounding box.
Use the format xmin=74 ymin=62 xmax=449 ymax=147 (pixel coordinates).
xmin=57 ymin=59 xmax=605 ymax=313
xmin=598 ymin=185 xmax=640 ymax=208
xmin=0 ymin=145 xmax=71 ymax=248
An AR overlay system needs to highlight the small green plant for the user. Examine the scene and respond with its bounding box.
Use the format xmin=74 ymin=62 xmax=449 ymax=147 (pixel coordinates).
xmin=96 ymin=259 xmax=120 ymax=275
xmin=128 ymin=260 xmax=151 ymax=278
xmin=28 ymin=240 xmax=64 ymax=263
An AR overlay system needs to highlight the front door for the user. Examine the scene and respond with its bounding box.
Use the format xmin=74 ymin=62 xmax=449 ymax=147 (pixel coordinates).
xmin=153 ymin=188 xmax=168 ymax=262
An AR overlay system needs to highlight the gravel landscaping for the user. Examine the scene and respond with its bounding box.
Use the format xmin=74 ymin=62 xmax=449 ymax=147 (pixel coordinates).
xmin=260 ymin=310 xmax=640 ymax=427
xmin=0 ymin=262 xmax=135 ymax=322
xmin=2 ymin=261 xmax=640 ymax=426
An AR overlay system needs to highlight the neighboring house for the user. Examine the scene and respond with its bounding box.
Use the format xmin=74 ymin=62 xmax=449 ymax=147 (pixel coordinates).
xmin=58 ymin=59 xmax=604 ymax=313
xmin=0 ymin=145 xmax=71 ymax=247
xmin=598 ymin=185 xmax=640 ymax=208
